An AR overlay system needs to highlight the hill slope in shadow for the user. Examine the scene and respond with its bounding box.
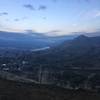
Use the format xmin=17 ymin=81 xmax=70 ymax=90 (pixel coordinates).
xmin=0 ymin=78 xmax=100 ymax=100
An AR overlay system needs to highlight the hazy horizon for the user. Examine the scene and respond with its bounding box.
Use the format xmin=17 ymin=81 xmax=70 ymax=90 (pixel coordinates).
xmin=0 ymin=0 xmax=100 ymax=36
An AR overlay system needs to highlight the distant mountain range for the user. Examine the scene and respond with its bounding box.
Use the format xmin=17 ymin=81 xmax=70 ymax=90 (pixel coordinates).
xmin=1 ymin=31 xmax=100 ymax=69
xmin=0 ymin=31 xmax=76 ymax=50
xmin=30 ymin=35 xmax=100 ymax=69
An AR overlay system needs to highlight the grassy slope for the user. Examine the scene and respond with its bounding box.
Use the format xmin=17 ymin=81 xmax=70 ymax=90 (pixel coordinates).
xmin=0 ymin=78 xmax=100 ymax=100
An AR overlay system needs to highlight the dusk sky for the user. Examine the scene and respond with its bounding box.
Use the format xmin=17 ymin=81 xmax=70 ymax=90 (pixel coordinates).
xmin=0 ymin=0 xmax=100 ymax=36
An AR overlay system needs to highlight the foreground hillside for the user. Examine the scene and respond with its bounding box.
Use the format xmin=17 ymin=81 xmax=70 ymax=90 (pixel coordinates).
xmin=0 ymin=78 xmax=100 ymax=100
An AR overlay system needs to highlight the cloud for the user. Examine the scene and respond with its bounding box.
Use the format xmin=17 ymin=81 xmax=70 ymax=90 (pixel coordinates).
xmin=88 ymin=10 xmax=100 ymax=18
xmin=38 ymin=5 xmax=47 ymax=10
xmin=22 ymin=17 xmax=28 ymax=20
xmin=77 ymin=0 xmax=93 ymax=4
xmin=85 ymin=31 xmax=100 ymax=37
xmin=24 ymin=29 xmax=46 ymax=37
xmin=42 ymin=17 xmax=47 ymax=20
xmin=46 ymin=30 xmax=62 ymax=36
xmin=48 ymin=30 xmax=61 ymax=33
xmin=0 ymin=12 xmax=8 ymax=16
xmin=95 ymin=11 xmax=100 ymax=17
xmin=14 ymin=17 xmax=28 ymax=22
xmin=0 ymin=23 xmax=3 ymax=27
xmin=25 ymin=29 xmax=34 ymax=33
xmin=23 ymin=4 xmax=35 ymax=10
xmin=23 ymin=4 xmax=47 ymax=11
xmin=84 ymin=0 xmax=94 ymax=3
xmin=85 ymin=0 xmax=90 ymax=2
xmin=80 ymin=10 xmax=100 ymax=20
xmin=14 ymin=19 xmax=19 ymax=21
xmin=52 ymin=0 xmax=58 ymax=3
